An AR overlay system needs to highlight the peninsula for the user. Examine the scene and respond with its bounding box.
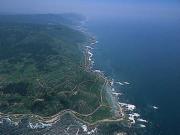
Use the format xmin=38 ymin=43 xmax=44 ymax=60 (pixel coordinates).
xmin=0 ymin=14 xmax=132 ymax=135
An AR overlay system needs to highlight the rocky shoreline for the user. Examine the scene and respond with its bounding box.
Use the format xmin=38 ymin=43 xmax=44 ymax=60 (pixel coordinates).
xmin=78 ymin=20 xmax=126 ymax=119
xmin=0 ymin=18 xmax=147 ymax=135
xmin=77 ymin=19 xmax=149 ymax=133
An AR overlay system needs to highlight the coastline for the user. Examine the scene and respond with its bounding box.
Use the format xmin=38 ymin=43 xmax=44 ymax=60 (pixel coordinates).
xmin=0 ymin=18 xmax=147 ymax=135
xmin=78 ymin=21 xmax=124 ymax=119
xmin=78 ymin=19 xmax=149 ymax=129
xmin=0 ymin=19 xmax=125 ymax=132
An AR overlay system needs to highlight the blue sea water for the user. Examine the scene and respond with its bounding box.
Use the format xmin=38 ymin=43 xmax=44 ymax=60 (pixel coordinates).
xmin=87 ymin=18 xmax=180 ymax=135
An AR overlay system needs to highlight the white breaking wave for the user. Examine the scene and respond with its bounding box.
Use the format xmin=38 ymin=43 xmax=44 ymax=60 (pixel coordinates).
xmin=28 ymin=122 xmax=52 ymax=129
xmin=112 ymin=92 xmax=122 ymax=96
xmin=128 ymin=113 xmax=140 ymax=124
xmin=152 ymin=105 xmax=159 ymax=110
xmin=88 ymin=51 xmax=93 ymax=61
xmin=119 ymin=103 xmax=136 ymax=111
xmin=115 ymin=81 xmax=131 ymax=85
xmin=91 ymin=41 xmax=99 ymax=45
xmin=110 ymin=79 xmax=114 ymax=86
xmin=115 ymin=81 xmax=124 ymax=86
xmin=82 ymin=125 xmax=88 ymax=132
xmin=112 ymin=88 xmax=115 ymax=92
xmin=87 ymin=128 xmax=97 ymax=135
xmin=81 ymin=125 xmax=97 ymax=134
xmin=86 ymin=46 xmax=93 ymax=49
xmin=137 ymin=118 xmax=148 ymax=123
xmin=124 ymin=81 xmax=130 ymax=85
xmin=88 ymin=51 xmax=93 ymax=57
xmin=94 ymin=70 xmax=102 ymax=73
xmin=139 ymin=124 xmax=146 ymax=128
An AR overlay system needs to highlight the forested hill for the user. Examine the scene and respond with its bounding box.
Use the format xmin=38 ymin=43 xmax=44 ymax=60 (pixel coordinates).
xmin=0 ymin=14 xmax=108 ymax=117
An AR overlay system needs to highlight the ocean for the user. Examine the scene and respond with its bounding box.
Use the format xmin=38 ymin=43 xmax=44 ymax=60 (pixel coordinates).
xmin=87 ymin=17 xmax=180 ymax=135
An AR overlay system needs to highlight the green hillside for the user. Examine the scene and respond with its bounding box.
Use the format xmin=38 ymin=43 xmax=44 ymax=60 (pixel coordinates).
xmin=0 ymin=22 xmax=106 ymax=117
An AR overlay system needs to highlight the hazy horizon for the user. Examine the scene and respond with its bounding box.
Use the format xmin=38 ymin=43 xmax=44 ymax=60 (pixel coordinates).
xmin=0 ymin=1 xmax=180 ymax=135
xmin=0 ymin=0 xmax=180 ymax=21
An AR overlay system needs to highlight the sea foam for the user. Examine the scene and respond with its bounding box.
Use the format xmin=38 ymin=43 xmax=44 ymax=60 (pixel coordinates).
xmin=152 ymin=105 xmax=159 ymax=110
xmin=137 ymin=118 xmax=148 ymax=123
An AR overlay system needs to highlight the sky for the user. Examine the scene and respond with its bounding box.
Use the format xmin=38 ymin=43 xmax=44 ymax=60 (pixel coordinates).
xmin=0 ymin=0 xmax=180 ymax=20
